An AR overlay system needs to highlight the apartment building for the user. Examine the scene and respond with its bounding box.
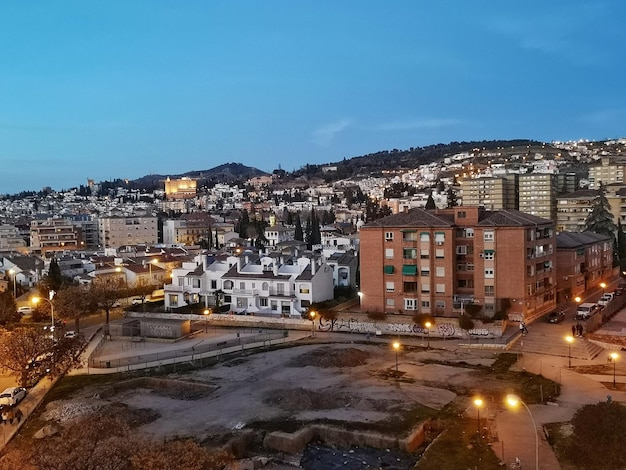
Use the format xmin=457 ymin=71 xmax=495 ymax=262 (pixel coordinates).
xmin=556 ymin=231 xmax=614 ymax=303
xmin=518 ymin=173 xmax=557 ymax=221
xmin=459 ymin=176 xmax=518 ymax=210
xmin=163 ymin=218 xmax=213 ymax=246
xmin=98 ymin=216 xmax=158 ymax=248
xmin=604 ymin=183 xmax=626 ymax=225
xmin=556 ymin=189 xmax=597 ymax=233
xmin=359 ymin=206 xmax=557 ymax=323
xmin=0 ymin=224 xmax=26 ymax=250
xmin=30 ymin=218 xmax=84 ymax=253
xmin=588 ymin=157 xmax=626 ymax=189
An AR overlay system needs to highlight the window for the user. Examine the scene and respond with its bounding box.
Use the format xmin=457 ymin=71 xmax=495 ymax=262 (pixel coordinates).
xmin=485 ymin=268 xmax=494 ymax=278
xmin=421 ymin=283 xmax=430 ymax=293
xmin=260 ymin=298 xmax=268 ymax=307
xmin=385 ymin=232 xmax=394 ymax=241
xmin=403 ymin=248 xmax=417 ymax=259
xmin=211 ymin=280 xmax=217 ymax=289
xmin=402 ymin=231 xmax=417 ymax=242
xmin=435 ymin=300 xmax=445 ymax=309
xmin=262 ymin=282 xmax=269 ymax=290
xmin=467 ymin=263 xmax=474 ymax=272
xmin=223 ymin=280 xmax=233 ymax=290
xmin=457 ymin=279 xmax=474 ymax=288
xmin=386 ymin=298 xmax=395 ymax=307
xmin=466 ymin=228 xmax=474 ymax=238
xmin=237 ymin=298 xmax=247 ymax=308
xmin=271 ymin=300 xmax=278 ymax=311
xmin=484 ymin=230 xmax=494 ymax=242
xmin=456 ymin=245 xmax=467 ymax=255
xmin=420 ymin=249 xmax=429 ymax=259
xmin=404 ymin=281 xmax=417 ymax=293
xmin=420 ymin=267 xmax=430 ymax=277
xmin=457 ymin=263 xmax=466 ymax=271
xmin=240 ymin=282 xmax=246 ymax=290
xmin=386 ymin=282 xmax=395 ymax=292
xmin=485 ymin=285 xmax=495 ymax=296
xmin=436 ymin=267 xmax=445 ymax=277
xmin=193 ymin=279 xmax=201 ymax=288
xmin=436 ymin=283 xmax=445 ymax=293
xmin=169 ymin=294 xmax=178 ymax=306
xmin=420 ymin=232 xmax=430 ymax=242
xmin=421 ymin=300 xmax=431 ymax=309
xmin=434 ymin=232 xmax=445 ymax=245
xmin=483 ymin=250 xmax=495 ymax=260
xmin=299 ymin=286 xmax=310 ymax=294
xmin=404 ymin=298 xmax=418 ymax=310
xmin=435 ymin=249 xmax=444 ymax=259
xmin=385 ymin=248 xmax=394 ymax=259
xmin=457 ymin=211 xmax=466 ymax=219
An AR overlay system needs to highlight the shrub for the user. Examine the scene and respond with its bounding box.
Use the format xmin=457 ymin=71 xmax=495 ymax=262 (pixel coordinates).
xmin=458 ymin=315 xmax=475 ymax=331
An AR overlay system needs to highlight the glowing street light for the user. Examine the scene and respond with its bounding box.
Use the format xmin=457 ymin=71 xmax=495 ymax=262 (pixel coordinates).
xmin=8 ymin=268 xmax=16 ymax=298
xmin=32 ymin=292 xmax=56 ymax=339
xmin=473 ymin=397 xmax=484 ymax=434
xmin=611 ymin=352 xmax=619 ymax=389
xmin=600 ymin=282 xmax=607 ymax=297
xmin=203 ymin=309 xmax=210 ymax=333
xmin=566 ymin=335 xmax=574 ymax=368
xmin=309 ymin=310 xmax=316 ymax=337
xmin=424 ymin=321 xmax=432 ymax=349
xmin=392 ymin=341 xmax=400 ymax=373
xmin=506 ymin=394 xmax=538 ymax=470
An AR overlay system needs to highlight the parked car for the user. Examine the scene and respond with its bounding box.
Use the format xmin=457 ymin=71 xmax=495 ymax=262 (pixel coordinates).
xmin=615 ymin=287 xmax=624 ymax=296
xmin=64 ymin=330 xmax=77 ymax=338
xmin=575 ymin=302 xmax=599 ymax=320
xmin=546 ymin=310 xmax=565 ymax=323
xmin=17 ymin=306 xmax=33 ymax=316
xmin=598 ymin=293 xmax=614 ymax=307
xmin=131 ymin=298 xmax=143 ymax=305
xmin=0 ymin=387 xmax=27 ymax=406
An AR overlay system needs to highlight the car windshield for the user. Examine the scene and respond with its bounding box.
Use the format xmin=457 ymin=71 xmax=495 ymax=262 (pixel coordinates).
xmin=0 ymin=393 xmax=10 ymax=398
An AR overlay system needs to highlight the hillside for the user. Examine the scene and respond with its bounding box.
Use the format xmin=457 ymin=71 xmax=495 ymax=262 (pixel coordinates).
xmin=131 ymin=163 xmax=269 ymax=189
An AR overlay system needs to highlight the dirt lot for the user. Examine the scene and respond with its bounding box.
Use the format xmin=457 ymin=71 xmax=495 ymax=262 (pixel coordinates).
xmin=4 ymin=341 xmax=506 ymax=469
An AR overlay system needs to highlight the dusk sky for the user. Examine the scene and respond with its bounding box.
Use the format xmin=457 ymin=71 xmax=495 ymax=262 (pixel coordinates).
xmin=1 ymin=1 xmax=625 ymax=194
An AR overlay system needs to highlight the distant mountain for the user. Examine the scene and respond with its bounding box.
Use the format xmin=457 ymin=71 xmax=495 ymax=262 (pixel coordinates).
xmin=131 ymin=163 xmax=268 ymax=189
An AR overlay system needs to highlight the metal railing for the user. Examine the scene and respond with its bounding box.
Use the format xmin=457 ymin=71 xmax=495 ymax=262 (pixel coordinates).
xmin=88 ymin=330 xmax=289 ymax=369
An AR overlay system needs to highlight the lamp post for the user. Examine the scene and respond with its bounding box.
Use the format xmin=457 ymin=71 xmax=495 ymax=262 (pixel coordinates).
xmin=425 ymin=321 xmax=432 ymax=349
xmin=392 ymin=341 xmax=400 ymax=373
xmin=8 ymin=268 xmax=16 ymax=298
xmin=611 ymin=352 xmax=619 ymax=389
xmin=32 ymin=293 xmax=56 ymax=340
xmin=473 ymin=397 xmax=483 ymax=434
xmin=203 ymin=309 xmax=211 ymax=333
xmin=506 ymin=394 xmax=538 ymax=470
xmin=600 ymin=282 xmax=607 ymax=297
xmin=566 ymin=335 xmax=574 ymax=368
xmin=309 ymin=310 xmax=316 ymax=337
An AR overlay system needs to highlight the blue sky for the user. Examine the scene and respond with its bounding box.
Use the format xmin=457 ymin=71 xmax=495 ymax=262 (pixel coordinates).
xmin=1 ymin=1 xmax=625 ymax=194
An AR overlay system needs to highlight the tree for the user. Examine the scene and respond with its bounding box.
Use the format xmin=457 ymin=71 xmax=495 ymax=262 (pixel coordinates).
xmin=43 ymin=257 xmax=65 ymax=292
xmin=238 ymin=209 xmax=250 ymax=238
xmin=584 ymin=183 xmax=617 ymax=238
xmin=294 ymin=214 xmax=303 ymax=241
xmin=446 ymin=187 xmax=458 ymax=208
xmin=618 ymin=220 xmax=626 ymax=272
xmin=90 ymin=277 xmax=128 ymax=324
xmin=0 ymin=327 xmax=51 ymax=386
xmin=0 ymin=289 xmax=18 ymax=325
xmin=53 ymin=285 xmax=98 ymax=332
xmin=425 ymin=193 xmax=436 ymax=210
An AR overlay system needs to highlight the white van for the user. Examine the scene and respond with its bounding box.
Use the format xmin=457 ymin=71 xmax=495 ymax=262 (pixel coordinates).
xmin=576 ymin=303 xmax=598 ymax=320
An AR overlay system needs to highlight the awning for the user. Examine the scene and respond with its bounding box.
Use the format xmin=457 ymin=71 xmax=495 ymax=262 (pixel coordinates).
xmin=402 ymin=265 xmax=417 ymax=275
xmin=384 ymin=265 xmax=395 ymax=274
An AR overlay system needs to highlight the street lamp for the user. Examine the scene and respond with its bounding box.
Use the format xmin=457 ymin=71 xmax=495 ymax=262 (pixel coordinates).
xmin=32 ymin=293 xmax=56 ymax=340
xmin=309 ymin=310 xmax=317 ymax=337
xmin=8 ymin=268 xmax=16 ymax=298
xmin=566 ymin=335 xmax=574 ymax=368
xmin=600 ymin=282 xmax=607 ymax=296
xmin=473 ymin=397 xmax=484 ymax=434
xmin=610 ymin=352 xmax=619 ymax=389
xmin=149 ymin=258 xmax=159 ymax=283
xmin=424 ymin=321 xmax=432 ymax=349
xmin=506 ymin=394 xmax=538 ymax=470
xmin=203 ymin=309 xmax=210 ymax=333
xmin=392 ymin=341 xmax=400 ymax=373
xmin=574 ymin=296 xmax=581 ymax=304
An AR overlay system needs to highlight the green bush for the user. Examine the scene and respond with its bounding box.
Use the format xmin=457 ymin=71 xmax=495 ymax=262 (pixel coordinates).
xmin=458 ymin=315 xmax=475 ymax=331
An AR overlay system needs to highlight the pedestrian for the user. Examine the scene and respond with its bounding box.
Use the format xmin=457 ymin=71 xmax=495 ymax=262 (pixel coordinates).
xmin=6 ymin=406 xmax=15 ymax=424
xmin=577 ymin=323 xmax=584 ymax=337
xmin=572 ymin=324 xmax=576 ymax=337
xmin=15 ymin=408 xmax=23 ymax=424
xmin=0 ymin=406 xmax=6 ymax=425
xmin=521 ymin=322 xmax=529 ymax=334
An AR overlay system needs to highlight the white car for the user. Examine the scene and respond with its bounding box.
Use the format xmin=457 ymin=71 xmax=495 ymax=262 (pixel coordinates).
xmin=17 ymin=306 xmax=33 ymax=316
xmin=64 ymin=330 xmax=77 ymax=338
xmin=0 ymin=387 xmax=27 ymax=406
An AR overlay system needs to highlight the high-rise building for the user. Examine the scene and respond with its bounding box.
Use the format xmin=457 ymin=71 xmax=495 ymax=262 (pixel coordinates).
xmin=518 ymin=173 xmax=557 ymax=221
xmin=98 ymin=216 xmax=158 ymax=249
xmin=588 ymin=157 xmax=626 ymax=189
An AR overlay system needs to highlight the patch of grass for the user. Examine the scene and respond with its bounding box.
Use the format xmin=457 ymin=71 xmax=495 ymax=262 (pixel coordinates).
xmin=416 ymin=418 xmax=502 ymax=470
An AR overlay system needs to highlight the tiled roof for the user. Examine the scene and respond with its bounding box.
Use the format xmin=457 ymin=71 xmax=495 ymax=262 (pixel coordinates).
xmin=363 ymin=208 xmax=454 ymax=228
xmin=557 ymin=231 xmax=612 ymax=248
xmin=477 ymin=210 xmax=552 ymax=227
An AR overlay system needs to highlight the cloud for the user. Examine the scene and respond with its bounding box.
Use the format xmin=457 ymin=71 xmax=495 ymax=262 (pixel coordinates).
xmin=311 ymin=119 xmax=352 ymax=146
xmin=372 ymin=118 xmax=462 ymax=132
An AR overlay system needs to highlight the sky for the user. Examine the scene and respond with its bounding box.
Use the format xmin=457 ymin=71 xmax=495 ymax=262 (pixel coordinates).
xmin=1 ymin=1 xmax=625 ymax=194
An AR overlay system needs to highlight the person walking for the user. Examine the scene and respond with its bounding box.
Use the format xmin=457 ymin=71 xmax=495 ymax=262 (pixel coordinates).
xmin=572 ymin=324 xmax=576 ymax=337
xmin=15 ymin=408 xmax=23 ymax=424
xmin=520 ymin=321 xmax=529 ymax=334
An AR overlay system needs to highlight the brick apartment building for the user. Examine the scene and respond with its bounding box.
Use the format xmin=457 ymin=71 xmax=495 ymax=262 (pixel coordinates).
xmin=359 ymin=206 xmax=557 ymax=323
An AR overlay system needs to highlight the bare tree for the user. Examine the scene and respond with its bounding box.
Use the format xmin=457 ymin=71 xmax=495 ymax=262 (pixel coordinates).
xmin=53 ymin=285 xmax=98 ymax=333
xmin=90 ymin=276 xmax=128 ymax=324
xmin=0 ymin=289 xmax=18 ymax=325
xmin=0 ymin=327 xmax=50 ymax=386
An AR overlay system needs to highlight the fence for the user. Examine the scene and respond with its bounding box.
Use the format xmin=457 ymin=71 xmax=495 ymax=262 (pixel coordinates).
xmin=88 ymin=330 xmax=289 ymax=369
